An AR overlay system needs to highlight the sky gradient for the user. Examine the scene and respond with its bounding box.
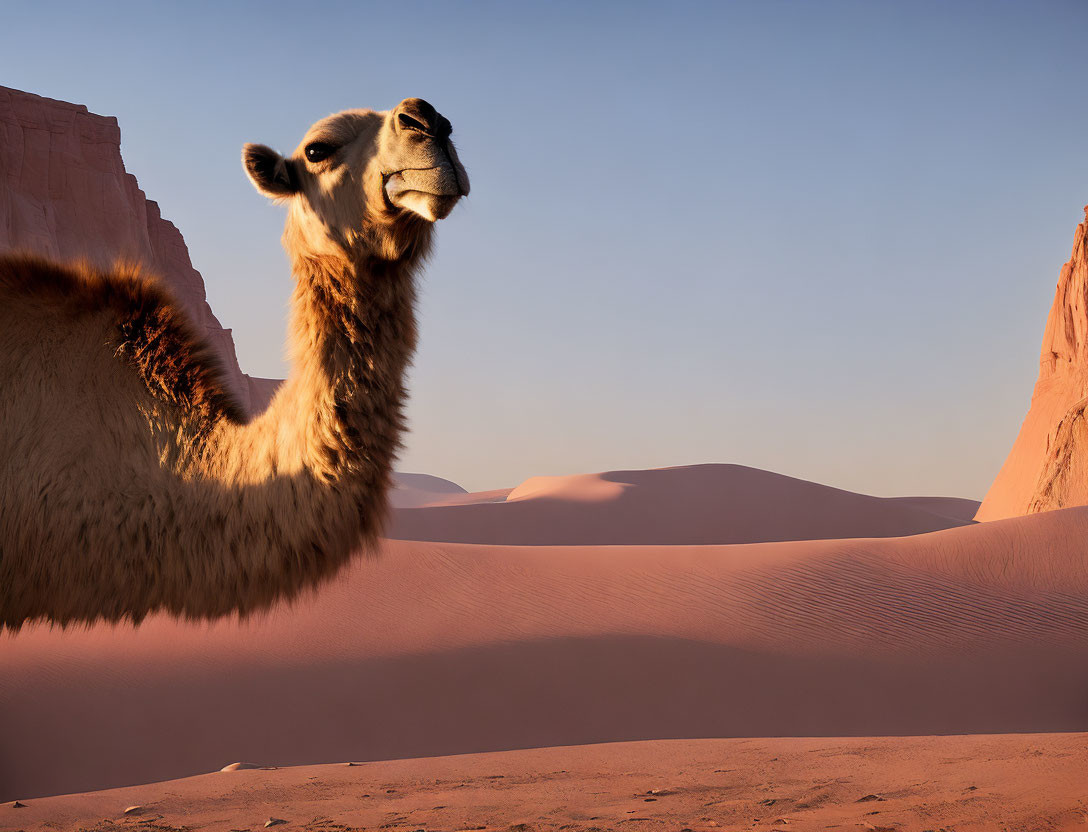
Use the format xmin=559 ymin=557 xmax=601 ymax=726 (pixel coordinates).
xmin=4 ymin=0 xmax=1087 ymax=497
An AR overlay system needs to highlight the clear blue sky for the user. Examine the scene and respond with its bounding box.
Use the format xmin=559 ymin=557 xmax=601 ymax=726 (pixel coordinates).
xmin=4 ymin=0 xmax=1087 ymax=497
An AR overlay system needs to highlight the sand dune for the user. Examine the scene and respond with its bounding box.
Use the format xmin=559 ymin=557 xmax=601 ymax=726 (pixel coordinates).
xmin=389 ymin=472 xmax=469 ymax=509
xmin=10 ymin=734 xmax=1087 ymax=832
xmin=3 ymin=506 xmax=1088 ymax=800
xmin=389 ymin=464 xmax=977 ymax=544
xmin=883 ymin=494 xmax=982 ymax=522
xmin=415 ymin=486 xmax=514 ymax=506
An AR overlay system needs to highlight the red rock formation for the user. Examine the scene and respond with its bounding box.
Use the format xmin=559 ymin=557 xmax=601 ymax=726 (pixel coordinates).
xmin=0 ymin=85 xmax=278 ymax=413
xmin=977 ymin=207 xmax=1088 ymax=520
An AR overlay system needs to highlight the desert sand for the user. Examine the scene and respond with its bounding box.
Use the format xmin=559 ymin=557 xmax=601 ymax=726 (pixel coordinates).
xmin=4 ymin=499 xmax=1088 ymax=802
xmin=389 ymin=472 xmax=473 ymax=509
xmin=7 ymin=734 xmax=1087 ymax=832
xmin=388 ymin=464 xmax=977 ymax=544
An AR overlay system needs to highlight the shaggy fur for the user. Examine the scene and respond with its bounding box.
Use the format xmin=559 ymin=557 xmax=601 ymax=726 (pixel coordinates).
xmin=0 ymin=99 xmax=468 ymax=628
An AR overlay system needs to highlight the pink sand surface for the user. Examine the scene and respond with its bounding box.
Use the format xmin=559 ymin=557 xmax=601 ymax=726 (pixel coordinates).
xmin=388 ymin=464 xmax=977 ymax=544
xmin=3 ymin=506 xmax=1087 ymax=801
xmin=389 ymin=473 xmax=470 ymax=509
xmin=7 ymin=734 xmax=1087 ymax=832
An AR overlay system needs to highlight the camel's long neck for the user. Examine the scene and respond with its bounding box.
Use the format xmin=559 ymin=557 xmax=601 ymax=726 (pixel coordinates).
xmin=281 ymin=244 xmax=420 ymax=486
xmin=279 ymin=249 xmax=419 ymax=491
xmin=156 ymin=238 xmax=427 ymax=620
xmin=214 ymin=241 xmax=423 ymax=541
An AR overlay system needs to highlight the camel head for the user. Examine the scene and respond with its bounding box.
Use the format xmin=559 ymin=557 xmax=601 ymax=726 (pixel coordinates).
xmin=243 ymin=98 xmax=469 ymax=260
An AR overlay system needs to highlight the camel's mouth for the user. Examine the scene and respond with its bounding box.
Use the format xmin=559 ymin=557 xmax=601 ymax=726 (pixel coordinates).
xmin=384 ymin=165 xmax=468 ymax=222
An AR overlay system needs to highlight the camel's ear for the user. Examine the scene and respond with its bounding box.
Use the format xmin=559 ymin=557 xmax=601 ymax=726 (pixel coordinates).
xmin=243 ymin=143 xmax=298 ymax=198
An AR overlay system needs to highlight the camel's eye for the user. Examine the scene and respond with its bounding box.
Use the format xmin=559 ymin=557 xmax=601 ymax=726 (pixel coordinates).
xmin=305 ymin=143 xmax=336 ymax=163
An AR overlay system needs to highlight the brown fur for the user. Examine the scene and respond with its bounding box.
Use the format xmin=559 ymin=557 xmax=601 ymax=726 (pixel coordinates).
xmin=0 ymin=255 xmax=246 ymax=426
xmin=0 ymin=100 xmax=467 ymax=628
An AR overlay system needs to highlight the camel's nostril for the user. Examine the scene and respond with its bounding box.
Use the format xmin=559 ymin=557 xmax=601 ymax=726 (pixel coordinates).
xmin=396 ymin=98 xmax=441 ymax=136
xmin=397 ymin=113 xmax=430 ymax=134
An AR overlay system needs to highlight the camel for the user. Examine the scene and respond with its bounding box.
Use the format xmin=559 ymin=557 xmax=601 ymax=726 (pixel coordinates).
xmin=0 ymin=98 xmax=469 ymax=629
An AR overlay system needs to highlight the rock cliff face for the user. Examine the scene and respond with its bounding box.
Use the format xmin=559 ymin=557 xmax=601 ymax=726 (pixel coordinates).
xmin=0 ymin=85 xmax=278 ymax=414
xmin=977 ymin=207 xmax=1088 ymax=520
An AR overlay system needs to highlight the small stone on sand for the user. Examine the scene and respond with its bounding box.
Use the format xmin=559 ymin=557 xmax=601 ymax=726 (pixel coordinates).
xmin=265 ymin=818 xmax=287 ymax=827
xmin=11 ymin=801 xmax=27 ymax=808
xmin=123 ymin=805 xmax=142 ymax=815
xmin=221 ymin=762 xmax=263 ymax=772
